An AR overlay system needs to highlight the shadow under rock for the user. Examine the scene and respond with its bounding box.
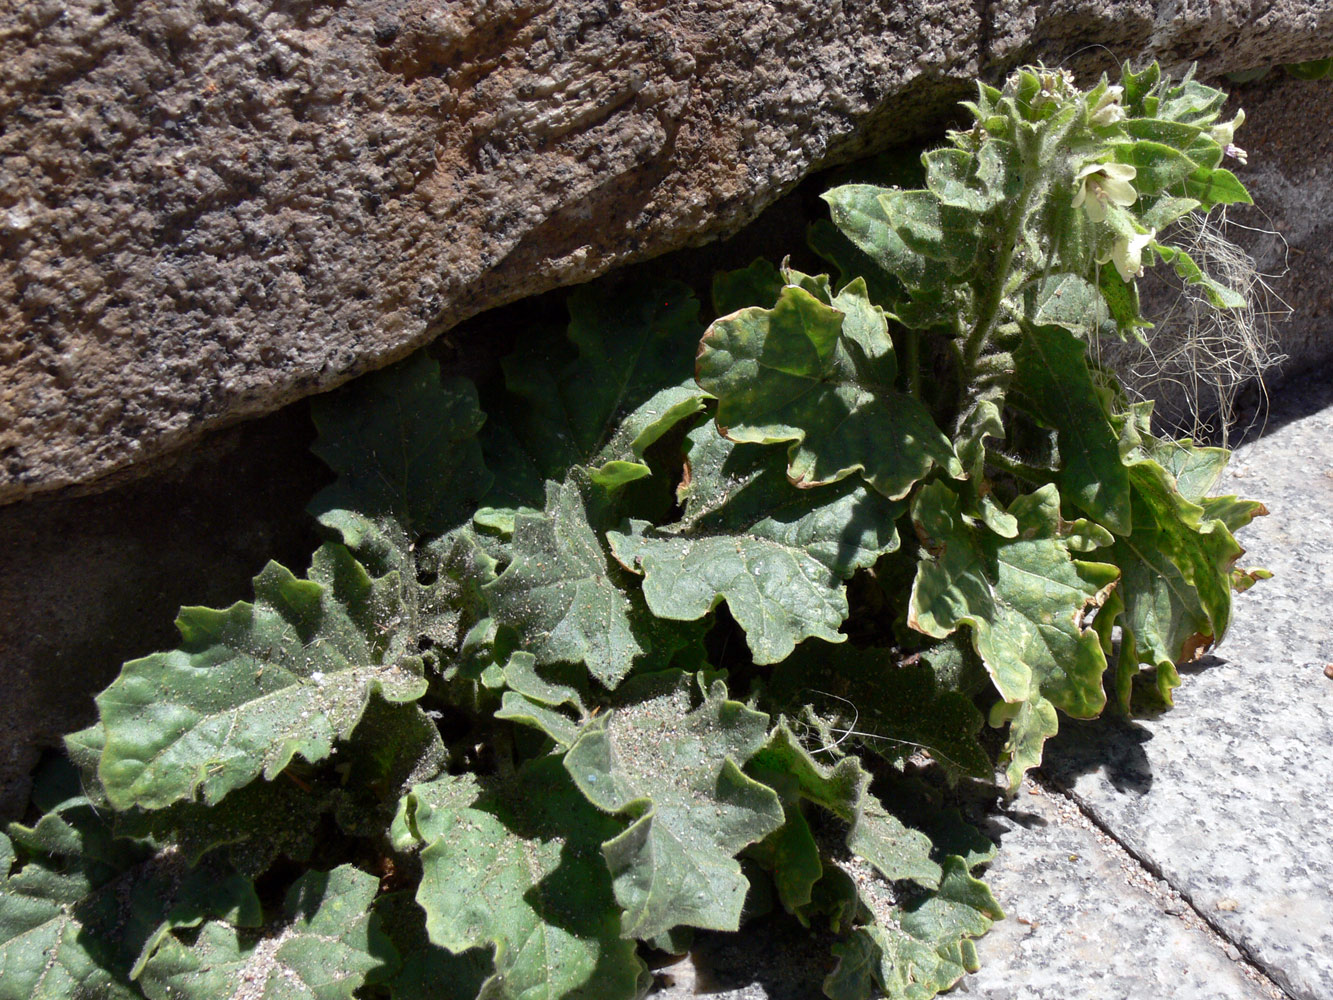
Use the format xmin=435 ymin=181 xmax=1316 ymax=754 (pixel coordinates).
xmin=1041 ymin=714 xmax=1155 ymax=796
xmin=1184 ymin=356 xmax=1333 ymax=448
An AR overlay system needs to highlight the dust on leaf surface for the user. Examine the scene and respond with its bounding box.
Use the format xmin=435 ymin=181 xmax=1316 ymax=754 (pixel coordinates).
xmin=564 ymin=673 xmax=785 ymax=940
xmin=410 ymin=760 xmax=644 ymax=1000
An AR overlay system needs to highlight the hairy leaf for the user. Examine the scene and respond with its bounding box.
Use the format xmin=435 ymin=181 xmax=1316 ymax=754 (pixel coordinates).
xmin=698 ymin=281 xmax=961 ymax=499
xmin=564 ymin=673 xmax=784 ymax=939
xmin=764 ymin=643 xmax=990 ymax=778
xmin=824 ymin=857 xmax=1002 ymax=1000
xmin=748 ymin=723 xmax=943 ymax=894
xmin=310 ymin=353 xmax=492 ymax=538
xmin=323 ymin=511 xmax=500 ymax=678
xmin=484 ymin=472 xmax=687 ymax=688
xmin=409 ymin=761 xmax=645 ymax=1000
xmin=822 ymin=185 xmax=934 ymax=290
xmin=138 ymin=865 xmax=394 ymax=1000
xmin=97 ymin=541 xmax=429 ymax=810
xmin=879 ymin=190 xmax=982 ymax=275
xmin=1097 ymin=413 xmax=1260 ymax=706
xmin=1011 ymin=321 xmax=1132 ymax=533
xmin=0 ymin=776 xmax=260 ymax=1000
xmin=115 ymin=769 xmax=327 ymax=876
xmin=609 ymin=424 xmax=902 ymax=664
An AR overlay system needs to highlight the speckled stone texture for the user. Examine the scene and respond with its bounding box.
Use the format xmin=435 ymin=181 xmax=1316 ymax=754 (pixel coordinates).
xmin=4 ymin=0 xmax=1333 ymax=502
xmin=1043 ymin=363 xmax=1333 ymax=1000
xmin=966 ymin=785 xmax=1275 ymax=1000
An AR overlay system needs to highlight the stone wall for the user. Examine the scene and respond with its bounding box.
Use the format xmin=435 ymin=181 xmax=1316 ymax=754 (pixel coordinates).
xmin=3 ymin=0 xmax=1330 ymax=502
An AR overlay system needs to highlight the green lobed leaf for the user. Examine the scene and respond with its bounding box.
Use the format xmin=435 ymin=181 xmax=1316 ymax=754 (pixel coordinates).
xmin=989 ymin=695 xmax=1061 ymax=792
xmin=763 ymin=642 xmax=990 ymax=779
xmin=323 ymin=511 xmax=501 ymax=679
xmin=821 ymin=184 xmax=940 ymax=291
xmin=1154 ymin=72 xmax=1228 ymax=125
xmin=481 ymin=278 xmax=706 ymax=509
xmin=138 ymin=864 xmax=395 ymax=1000
xmin=1097 ymin=413 xmax=1256 ymax=707
xmin=1120 ymin=61 xmax=1161 ymax=117
xmin=483 ymin=471 xmax=689 ymax=688
xmin=824 ymin=857 xmax=1002 ymax=1000
xmin=77 ymin=697 xmax=340 ymax=878
xmin=330 ymin=697 xmax=448 ymax=838
xmin=408 ymin=761 xmax=645 ymax=1000
xmin=310 ymin=353 xmax=492 ymax=538
xmin=925 ymin=140 xmax=1021 ymax=214
xmin=115 ymin=772 xmax=327 ymax=877
xmin=879 ymin=190 xmax=982 ymax=276
xmin=564 ymin=673 xmax=785 ymax=940
xmin=0 ymin=773 xmax=262 ymax=1000
xmin=492 ymin=651 xmax=595 ymax=748
xmin=608 ymin=424 xmax=903 ymax=665
xmin=807 ymin=217 xmax=906 ymax=308
xmin=748 ymin=722 xmax=943 ymax=891
xmin=1023 ymin=273 xmax=1110 ymax=340
xmin=909 ymin=482 xmax=1118 ymax=717
xmin=1011 ymin=320 xmax=1132 ymax=533
xmin=1110 ymin=140 xmax=1197 ymax=195
xmin=697 ymin=281 xmax=961 ymax=499
xmin=96 ymin=540 xmax=429 ymax=811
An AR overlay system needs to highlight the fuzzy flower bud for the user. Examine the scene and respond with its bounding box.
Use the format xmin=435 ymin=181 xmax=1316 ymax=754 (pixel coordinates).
xmin=1088 ymin=85 xmax=1126 ymax=126
xmin=1210 ymin=108 xmax=1246 ymax=147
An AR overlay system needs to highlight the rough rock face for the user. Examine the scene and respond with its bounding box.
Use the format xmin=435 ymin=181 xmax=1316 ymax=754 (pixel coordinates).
xmin=2 ymin=0 xmax=1331 ymax=502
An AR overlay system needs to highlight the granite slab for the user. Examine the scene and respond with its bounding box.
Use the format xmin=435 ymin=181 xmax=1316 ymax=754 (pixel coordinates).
xmin=1043 ymin=366 xmax=1333 ymax=1000
xmin=964 ymin=784 xmax=1280 ymax=1000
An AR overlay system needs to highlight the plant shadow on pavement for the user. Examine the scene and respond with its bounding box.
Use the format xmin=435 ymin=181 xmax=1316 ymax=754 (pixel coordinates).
xmin=1041 ymin=714 xmax=1155 ymax=796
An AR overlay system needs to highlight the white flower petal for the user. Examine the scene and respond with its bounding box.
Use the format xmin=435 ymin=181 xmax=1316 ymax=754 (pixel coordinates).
xmin=1100 ymin=175 xmax=1139 ymax=208
xmin=1111 ymin=229 xmax=1156 ymax=282
xmin=1100 ymin=162 xmax=1138 ymax=183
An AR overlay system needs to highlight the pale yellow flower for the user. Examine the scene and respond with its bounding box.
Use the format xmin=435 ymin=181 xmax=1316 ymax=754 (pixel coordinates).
xmin=1210 ymin=108 xmax=1245 ymax=147
xmin=1072 ymin=162 xmax=1138 ymax=223
xmin=1100 ymin=228 xmax=1156 ymax=283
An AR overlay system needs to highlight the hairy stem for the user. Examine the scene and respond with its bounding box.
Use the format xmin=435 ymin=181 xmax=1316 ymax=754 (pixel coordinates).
xmin=962 ymin=138 xmax=1043 ymax=375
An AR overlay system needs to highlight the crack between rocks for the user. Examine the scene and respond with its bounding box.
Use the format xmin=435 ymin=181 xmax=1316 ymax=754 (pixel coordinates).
xmin=1032 ymin=771 xmax=1298 ymax=1000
